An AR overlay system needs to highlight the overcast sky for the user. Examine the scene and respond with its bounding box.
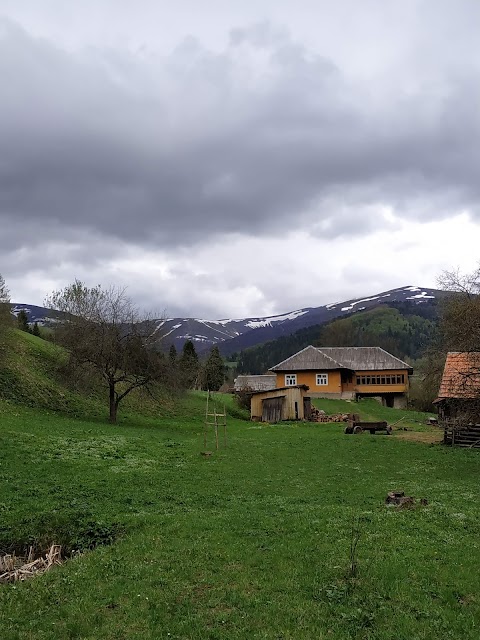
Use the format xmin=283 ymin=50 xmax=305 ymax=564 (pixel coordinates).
xmin=1 ymin=1 xmax=480 ymax=319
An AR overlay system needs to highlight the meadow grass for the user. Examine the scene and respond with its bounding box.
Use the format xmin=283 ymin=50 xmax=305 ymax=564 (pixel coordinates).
xmin=1 ymin=388 xmax=480 ymax=639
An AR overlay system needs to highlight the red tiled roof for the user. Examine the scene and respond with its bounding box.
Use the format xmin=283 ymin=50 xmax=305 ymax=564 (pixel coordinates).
xmin=437 ymin=352 xmax=480 ymax=399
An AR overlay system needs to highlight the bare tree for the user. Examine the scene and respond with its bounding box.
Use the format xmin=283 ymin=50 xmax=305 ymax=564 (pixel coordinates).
xmin=45 ymin=280 xmax=166 ymax=423
xmin=435 ymin=266 xmax=480 ymax=422
xmin=438 ymin=266 xmax=480 ymax=353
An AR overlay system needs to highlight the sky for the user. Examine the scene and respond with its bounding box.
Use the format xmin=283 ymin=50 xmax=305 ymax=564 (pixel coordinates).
xmin=1 ymin=0 xmax=480 ymax=319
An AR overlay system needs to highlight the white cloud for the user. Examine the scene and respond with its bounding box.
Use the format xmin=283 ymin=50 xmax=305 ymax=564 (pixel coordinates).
xmin=6 ymin=212 xmax=480 ymax=318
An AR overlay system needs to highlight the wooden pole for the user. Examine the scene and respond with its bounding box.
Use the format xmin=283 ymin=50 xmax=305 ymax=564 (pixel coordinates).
xmin=204 ymin=391 xmax=209 ymax=450
xmin=223 ymin=403 xmax=227 ymax=448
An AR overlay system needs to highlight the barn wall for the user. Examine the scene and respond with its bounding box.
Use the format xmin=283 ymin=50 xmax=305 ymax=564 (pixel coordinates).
xmin=251 ymin=387 xmax=306 ymax=421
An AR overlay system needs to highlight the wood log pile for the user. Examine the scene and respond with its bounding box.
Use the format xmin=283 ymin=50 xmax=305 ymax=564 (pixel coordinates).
xmin=0 ymin=545 xmax=62 ymax=583
xmin=310 ymin=408 xmax=359 ymax=423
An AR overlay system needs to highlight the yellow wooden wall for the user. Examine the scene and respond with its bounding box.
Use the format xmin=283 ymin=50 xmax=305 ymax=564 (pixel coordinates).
xmin=275 ymin=371 xmax=342 ymax=393
xmin=275 ymin=369 xmax=409 ymax=394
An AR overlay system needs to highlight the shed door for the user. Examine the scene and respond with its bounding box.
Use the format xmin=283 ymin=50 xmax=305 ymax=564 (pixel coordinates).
xmin=303 ymin=397 xmax=311 ymax=421
xmin=262 ymin=397 xmax=283 ymax=423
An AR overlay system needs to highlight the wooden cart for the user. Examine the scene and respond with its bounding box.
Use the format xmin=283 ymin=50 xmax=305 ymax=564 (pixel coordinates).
xmin=344 ymin=420 xmax=392 ymax=435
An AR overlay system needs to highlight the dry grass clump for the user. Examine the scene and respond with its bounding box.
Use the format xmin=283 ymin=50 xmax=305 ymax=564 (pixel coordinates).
xmin=0 ymin=545 xmax=62 ymax=583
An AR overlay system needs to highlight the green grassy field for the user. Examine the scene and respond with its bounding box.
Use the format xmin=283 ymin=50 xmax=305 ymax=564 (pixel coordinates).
xmin=1 ymin=332 xmax=480 ymax=639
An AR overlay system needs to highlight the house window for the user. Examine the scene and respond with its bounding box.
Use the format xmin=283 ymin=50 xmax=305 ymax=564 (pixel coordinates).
xmin=285 ymin=374 xmax=297 ymax=386
xmin=316 ymin=373 xmax=328 ymax=386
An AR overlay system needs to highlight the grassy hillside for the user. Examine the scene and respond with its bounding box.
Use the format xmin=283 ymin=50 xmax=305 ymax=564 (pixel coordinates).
xmin=0 ymin=330 xmax=180 ymax=422
xmin=237 ymin=305 xmax=437 ymax=374
xmin=0 ymin=329 xmax=99 ymax=415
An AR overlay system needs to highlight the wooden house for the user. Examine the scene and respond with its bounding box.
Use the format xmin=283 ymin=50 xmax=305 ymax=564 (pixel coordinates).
xmin=270 ymin=346 xmax=412 ymax=408
xmin=250 ymin=385 xmax=311 ymax=422
xmin=434 ymin=352 xmax=480 ymax=422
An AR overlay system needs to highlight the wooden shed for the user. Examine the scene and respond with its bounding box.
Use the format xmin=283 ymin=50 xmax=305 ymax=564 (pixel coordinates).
xmin=434 ymin=352 xmax=480 ymax=446
xmin=250 ymin=385 xmax=311 ymax=422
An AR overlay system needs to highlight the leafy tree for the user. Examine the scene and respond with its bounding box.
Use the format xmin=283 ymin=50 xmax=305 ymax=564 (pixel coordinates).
xmin=179 ymin=340 xmax=199 ymax=388
xmin=45 ymin=280 xmax=167 ymax=423
xmin=201 ymin=345 xmax=225 ymax=391
xmin=17 ymin=309 xmax=31 ymax=333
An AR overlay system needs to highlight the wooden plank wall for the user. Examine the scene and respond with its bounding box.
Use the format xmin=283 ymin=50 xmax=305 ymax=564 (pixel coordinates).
xmin=251 ymin=387 xmax=306 ymax=421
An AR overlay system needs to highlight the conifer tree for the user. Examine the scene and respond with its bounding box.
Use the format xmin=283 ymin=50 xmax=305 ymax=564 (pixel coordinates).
xmin=201 ymin=345 xmax=225 ymax=391
xmin=179 ymin=340 xmax=199 ymax=388
xmin=17 ymin=309 xmax=30 ymax=333
xmin=32 ymin=322 xmax=41 ymax=338
xmin=169 ymin=344 xmax=177 ymax=364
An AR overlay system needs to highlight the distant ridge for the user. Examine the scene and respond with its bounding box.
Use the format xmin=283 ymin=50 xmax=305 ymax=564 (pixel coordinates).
xmin=12 ymin=285 xmax=443 ymax=353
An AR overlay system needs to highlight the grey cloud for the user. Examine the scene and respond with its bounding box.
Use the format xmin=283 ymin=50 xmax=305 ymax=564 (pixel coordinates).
xmin=1 ymin=12 xmax=480 ymax=257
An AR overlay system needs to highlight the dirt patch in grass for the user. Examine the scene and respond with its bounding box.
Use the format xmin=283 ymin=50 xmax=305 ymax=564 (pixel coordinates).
xmin=394 ymin=430 xmax=443 ymax=444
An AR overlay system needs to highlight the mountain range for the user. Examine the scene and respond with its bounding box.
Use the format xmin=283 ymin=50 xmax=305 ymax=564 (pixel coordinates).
xmin=12 ymin=285 xmax=442 ymax=355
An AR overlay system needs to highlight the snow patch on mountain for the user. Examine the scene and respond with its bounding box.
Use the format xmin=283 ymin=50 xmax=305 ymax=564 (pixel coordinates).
xmin=340 ymin=294 xmax=391 ymax=312
xmin=406 ymin=292 xmax=436 ymax=300
xmin=245 ymin=309 xmax=309 ymax=329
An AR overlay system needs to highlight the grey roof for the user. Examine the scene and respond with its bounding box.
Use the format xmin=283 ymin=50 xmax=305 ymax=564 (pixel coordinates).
xmin=270 ymin=345 xmax=412 ymax=373
xmin=270 ymin=345 xmax=349 ymax=372
xmin=234 ymin=374 xmax=276 ymax=391
xmin=250 ymin=384 xmax=309 ymax=396
xmin=319 ymin=347 xmax=412 ymax=371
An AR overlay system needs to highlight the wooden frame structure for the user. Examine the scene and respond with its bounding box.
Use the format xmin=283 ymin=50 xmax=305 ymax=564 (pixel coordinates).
xmin=204 ymin=391 xmax=227 ymax=451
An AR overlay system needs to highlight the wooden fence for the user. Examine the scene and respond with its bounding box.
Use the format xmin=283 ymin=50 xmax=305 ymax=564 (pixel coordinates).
xmin=443 ymin=423 xmax=480 ymax=448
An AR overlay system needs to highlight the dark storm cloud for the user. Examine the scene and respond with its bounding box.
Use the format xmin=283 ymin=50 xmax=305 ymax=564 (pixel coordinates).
xmin=1 ymin=15 xmax=480 ymax=256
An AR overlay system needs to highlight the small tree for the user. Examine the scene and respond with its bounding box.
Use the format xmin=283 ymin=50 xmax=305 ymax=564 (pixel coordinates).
xmin=201 ymin=345 xmax=225 ymax=391
xmin=0 ymin=274 xmax=11 ymax=320
xmin=32 ymin=322 xmax=41 ymax=338
xmin=0 ymin=274 xmax=12 ymax=352
xmin=17 ymin=309 xmax=31 ymax=333
xmin=45 ymin=280 xmax=166 ymax=423
xmin=169 ymin=344 xmax=177 ymax=364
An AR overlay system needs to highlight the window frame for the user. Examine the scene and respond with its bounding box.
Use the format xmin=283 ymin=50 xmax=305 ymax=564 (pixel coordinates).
xmin=316 ymin=373 xmax=329 ymax=386
xmin=285 ymin=374 xmax=297 ymax=386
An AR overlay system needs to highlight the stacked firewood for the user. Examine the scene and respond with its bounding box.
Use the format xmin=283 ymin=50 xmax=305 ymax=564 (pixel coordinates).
xmin=0 ymin=545 xmax=62 ymax=583
xmin=310 ymin=409 xmax=358 ymax=423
